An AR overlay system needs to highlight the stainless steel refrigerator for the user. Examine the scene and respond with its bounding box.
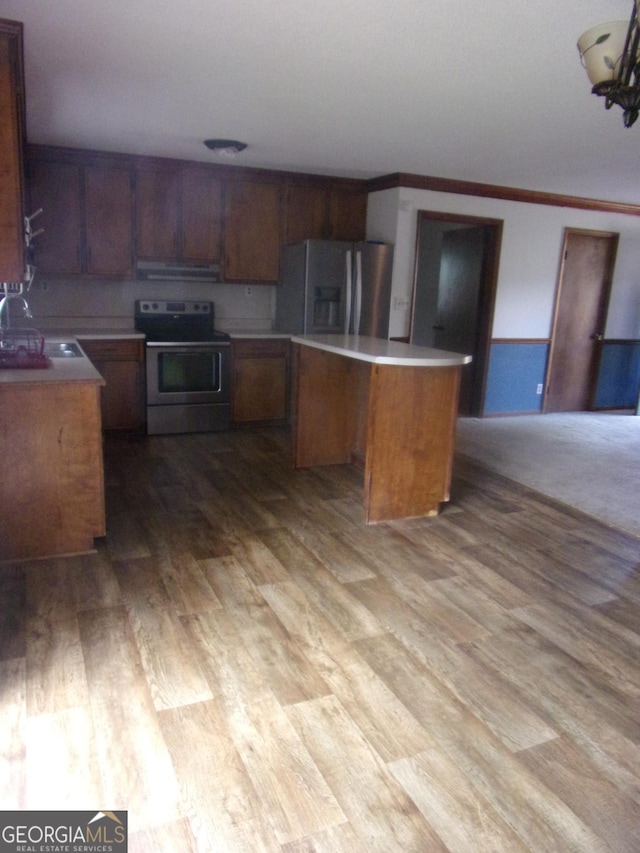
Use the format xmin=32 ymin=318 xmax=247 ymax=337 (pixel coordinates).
xmin=275 ymin=240 xmax=394 ymax=337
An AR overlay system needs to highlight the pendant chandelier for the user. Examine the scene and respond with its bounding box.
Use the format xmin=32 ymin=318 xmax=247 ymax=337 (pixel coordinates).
xmin=577 ymin=0 xmax=640 ymax=127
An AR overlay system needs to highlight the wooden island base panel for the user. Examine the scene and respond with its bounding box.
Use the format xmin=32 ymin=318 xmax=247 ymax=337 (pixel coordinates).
xmin=291 ymin=335 xmax=472 ymax=524
xmin=0 ymin=352 xmax=106 ymax=562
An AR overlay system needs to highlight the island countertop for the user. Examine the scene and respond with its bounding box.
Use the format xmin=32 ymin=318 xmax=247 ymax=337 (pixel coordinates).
xmin=291 ymin=334 xmax=472 ymax=367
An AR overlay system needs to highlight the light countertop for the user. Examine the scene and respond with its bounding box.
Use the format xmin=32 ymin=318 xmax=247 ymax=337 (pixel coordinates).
xmin=42 ymin=327 xmax=145 ymax=340
xmin=41 ymin=326 xmax=288 ymax=340
xmin=291 ymin=334 xmax=473 ymax=367
xmin=230 ymin=330 xmax=291 ymax=339
xmin=0 ymin=335 xmax=104 ymax=386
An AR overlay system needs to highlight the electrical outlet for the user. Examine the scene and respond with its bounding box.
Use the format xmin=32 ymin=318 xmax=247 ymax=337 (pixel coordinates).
xmin=536 ymin=383 xmax=543 ymax=395
xmin=245 ymin=286 xmax=252 ymax=297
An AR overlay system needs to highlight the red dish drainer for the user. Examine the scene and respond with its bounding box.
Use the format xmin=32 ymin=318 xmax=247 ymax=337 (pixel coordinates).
xmin=0 ymin=328 xmax=51 ymax=369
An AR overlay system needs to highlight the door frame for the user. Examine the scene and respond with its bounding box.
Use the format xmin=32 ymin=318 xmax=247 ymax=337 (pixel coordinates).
xmin=410 ymin=210 xmax=503 ymax=417
xmin=543 ymin=227 xmax=618 ymax=413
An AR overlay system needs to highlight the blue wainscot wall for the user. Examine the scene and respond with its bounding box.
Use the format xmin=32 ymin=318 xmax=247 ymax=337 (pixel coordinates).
xmin=483 ymin=339 xmax=640 ymax=415
xmin=594 ymin=341 xmax=640 ymax=408
xmin=483 ymin=342 xmax=548 ymax=415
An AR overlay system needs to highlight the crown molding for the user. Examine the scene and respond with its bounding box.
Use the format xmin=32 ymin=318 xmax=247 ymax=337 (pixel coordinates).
xmin=365 ymin=172 xmax=640 ymax=218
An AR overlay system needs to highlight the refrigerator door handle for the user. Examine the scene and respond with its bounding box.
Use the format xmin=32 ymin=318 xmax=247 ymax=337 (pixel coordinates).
xmin=344 ymin=250 xmax=353 ymax=334
xmin=355 ymin=251 xmax=363 ymax=335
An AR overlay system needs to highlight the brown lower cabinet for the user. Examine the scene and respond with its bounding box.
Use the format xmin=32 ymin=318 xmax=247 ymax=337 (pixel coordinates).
xmin=232 ymin=337 xmax=290 ymax=424
xmin=80 ymin=338 xmax=145 ymax=431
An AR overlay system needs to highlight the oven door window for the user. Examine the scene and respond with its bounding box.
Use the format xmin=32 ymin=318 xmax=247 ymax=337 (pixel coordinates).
xmin=158 ymin=350 xmax=221 ymax=394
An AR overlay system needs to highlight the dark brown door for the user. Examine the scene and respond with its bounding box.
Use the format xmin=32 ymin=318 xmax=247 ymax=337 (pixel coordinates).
xmin=411 ymin=212 xmax=502 ymax=417
xmin=544 ymin=229 xmax=617 ymax=413
xmin=432 ymin=226 xmax=486 ymax=415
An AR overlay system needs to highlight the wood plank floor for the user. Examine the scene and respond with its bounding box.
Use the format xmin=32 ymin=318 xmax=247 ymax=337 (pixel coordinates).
xmin=1 ymin=425 xmax=639 ymax=852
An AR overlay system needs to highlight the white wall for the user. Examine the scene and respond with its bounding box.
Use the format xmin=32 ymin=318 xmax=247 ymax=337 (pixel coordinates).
xmin=367 ymin=186 xmax=640 ymax=341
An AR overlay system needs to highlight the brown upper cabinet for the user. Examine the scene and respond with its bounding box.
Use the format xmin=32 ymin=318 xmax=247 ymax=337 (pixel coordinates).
xmin=135 ymin=167 xmax=178 ymax=260
xmin=224 ymin=179 xmax=282 ymax=282
xmin=29 ymin=157 xmax=134 ymax=277
xmin=25 ymin=144 xmax=369 ymax=282
xmin=285 ymin=184 xmax=328 ymax=244
xmin=136 ymin=164 xmax=222 ymax=263
xmin=284 ymin=181 xmax=367 ymax=245
xmin=0 ymin=19 xmax=26 ymax=282
xmin=328 ymin=186 xmax=367 ymax=242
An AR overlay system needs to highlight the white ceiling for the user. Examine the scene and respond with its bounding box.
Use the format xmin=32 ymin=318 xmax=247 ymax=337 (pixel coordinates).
xmin=1 ymin=0 xmax=639 ymax=204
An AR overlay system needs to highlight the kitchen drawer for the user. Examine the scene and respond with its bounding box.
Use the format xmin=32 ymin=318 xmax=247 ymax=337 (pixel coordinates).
xmin=81 ymin=338 xmax=144 ymax=361
xmin=232 ymin=338 xmax=290 ymax=359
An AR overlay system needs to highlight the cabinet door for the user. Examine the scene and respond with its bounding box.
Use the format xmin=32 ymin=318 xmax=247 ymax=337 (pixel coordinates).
xmin=84 ymin=165 xmax=134 ymax=276
xmin=180 ymin=168 xmax=222 ymax=262
xmin=95 ymin=360 xmax=144 ymax=431
xmin=232 ymin=339 xmax=290 ymax=422
xmin=29 ymin=160 xmax=83 ymax=274
xmin=284 ymin=184 xmax=327 ymax=244
xmin=136 ymin=168 xmax=179 ymax=259
xmin=81 ymin=339 xmax=144 ymax=431
xmin=328 ymin=188 xmax=367 ymax=242
xmin=0 ymin=26 xmax=25 ymax=282
xmin=224 ymin=180 xmax=282 ymax=281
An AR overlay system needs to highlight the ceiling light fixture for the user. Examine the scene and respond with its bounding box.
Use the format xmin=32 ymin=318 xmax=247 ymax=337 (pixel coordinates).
xmin=203 ymin=138 xmax=248 ymax=158
xmin=578 ymin=1 xmax=640 ymax=127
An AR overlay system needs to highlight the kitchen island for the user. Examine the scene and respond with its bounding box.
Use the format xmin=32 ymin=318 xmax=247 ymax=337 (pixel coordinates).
xmin=0 ymin=336 xmax=106 ymax=561
xmin=291 ymin=334 xmax=472 ymax=523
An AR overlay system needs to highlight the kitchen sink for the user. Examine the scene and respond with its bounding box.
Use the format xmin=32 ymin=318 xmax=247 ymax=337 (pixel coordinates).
xmin=43 ymin=341 xmax=83 ymax=358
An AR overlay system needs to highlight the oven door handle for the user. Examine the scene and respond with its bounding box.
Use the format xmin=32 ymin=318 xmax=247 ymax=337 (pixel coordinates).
xmin=145 ymin=341 xmax=230 ymax=348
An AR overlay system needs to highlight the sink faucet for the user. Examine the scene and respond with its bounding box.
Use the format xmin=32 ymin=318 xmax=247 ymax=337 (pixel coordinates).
xmin=0 ymin=293 xmax=32 ymax=332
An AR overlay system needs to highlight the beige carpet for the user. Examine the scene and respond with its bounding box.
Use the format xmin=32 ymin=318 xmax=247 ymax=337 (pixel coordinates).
xmin=455 ymin=411 xmax=640 ymax=539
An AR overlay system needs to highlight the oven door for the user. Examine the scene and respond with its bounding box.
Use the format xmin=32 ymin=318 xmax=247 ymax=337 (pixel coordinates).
xmin=146 ymin=343 xmax=230 ymax=406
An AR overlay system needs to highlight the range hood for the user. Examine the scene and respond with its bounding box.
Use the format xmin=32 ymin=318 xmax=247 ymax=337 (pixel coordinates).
xmin=136 ymin=260 xmax=221 ymax=282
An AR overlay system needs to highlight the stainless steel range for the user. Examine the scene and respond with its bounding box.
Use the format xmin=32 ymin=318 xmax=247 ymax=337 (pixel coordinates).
xmin=134 ymin=299 xmax=230 ymax=435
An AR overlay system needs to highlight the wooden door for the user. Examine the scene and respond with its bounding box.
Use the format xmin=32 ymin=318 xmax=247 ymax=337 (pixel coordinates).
xmin=432 ymin=226 xmax=485 ymax=414
xmin=84 ymin=165 xmax=134 ymax=276
xmin=544 ymin=229 xmax=617 ymax=413
xmin=180 ymin=168 xmax=222 ymax=262
xmin=29 ymin=160 xmax=83 ymax=274
xmin=411 ymin=212 xmax=501 ymax=417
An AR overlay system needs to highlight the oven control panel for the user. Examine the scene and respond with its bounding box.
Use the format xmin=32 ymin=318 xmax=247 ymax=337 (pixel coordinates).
xmin=134 ymin=299 xmax=230 ymax=343
xmin=137 ymin=300 xmax=211 ymax=316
